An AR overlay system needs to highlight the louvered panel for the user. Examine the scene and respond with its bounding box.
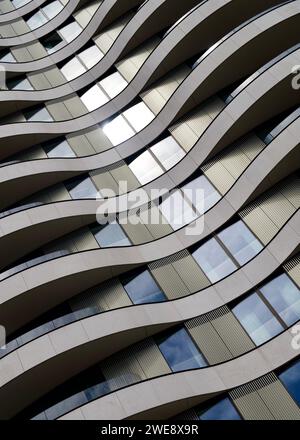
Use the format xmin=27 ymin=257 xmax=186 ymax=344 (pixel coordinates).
xmin=27 ymin=72 xmax=52 ymax=90
xmin=94 ymin=15 xmax=132 ymax=53
xmin=202 ymin=161 xmax=235 ymax=195
xmin=11 ymin=46 xmax=33 ymax=62
xmin=0 ymin=23 xmax=16 ymax=37
xmin=0 ymin=0 xmax=14 ymax=13
xmin=185 ymin=109 xmax=212 ymax=138
xmin=141 ymin=88 xmax=166 ymax=114
xmin=258 ymin=380 xmax=300 ymax=420
xmin=46 ymin=100 xmax=71 ymax=121
xmin=178 ymin=409 xmax=199 ymax=420
xmin=212 ymin=310 xmax=255 ymax=357
xmin=110 ymin=164 xmax=140 ymax=193
xmin=43 ymin=67 xmax=66 ymax=87
xmin=284 ymin=255 xmax=300 ymax=286
xmin=47 ymin=183 xmax=72 ymax=202
xmin=260 ymin=191 xmax=296 ymax=229
xmin=70 ymin=227 xmax=99 ymax=251
xmin=67 ymin=133 xmax=96 ymax=156
xmin=230 ymin=374 xmax=277 ymax=420
xmin=169 ymin=121 xmax=198 ymax=152
xmin=63 ymin=94 xmax=87 ymax=118
xmin=121 ymin=210 xmax=153 ymax=244
xmin=281 ymin=178 xmax=300 ymax=209
xmin=239 ymin=134 xmax=265 ymax=160
xmin=15 ymin=146 xmax=47 ymax=161
xmin=90 ymin=169 xmax=119 ymax=194
xmin=239 ymin=205 xmax=279 ymax=245
xmin=26 ymin=41 xmax=47 ymax=59
xmin=142 ymin=205 xmax=173 ymax=240
xmin=134 ymin=338 xmax=171 ymax=378
xmin=116 ymin=37 xmax=159 ymax=80
xmin=221 ymin=149 xmax=250 ymax=179
xmin=84 ymin=126 xmax=113 ymax=153
xmin=186 ymin=318 xmax=232 ymax=365
xmin=150 ymin=264 xmax=190 ymax=300
xmin=173 ymin=255 xmax=210 ymax=293
xmin=101 ymin=347 xmax=146 ymax=391
xmin=11 ymin=18 xmax=30 ymax=35
xmin=201 ymin=96 xmax=225 ymax=119
xmin=43 ymin=234 xmax=77 ymax=254
xmin=70 ymin=278 xmax=131 ymax=312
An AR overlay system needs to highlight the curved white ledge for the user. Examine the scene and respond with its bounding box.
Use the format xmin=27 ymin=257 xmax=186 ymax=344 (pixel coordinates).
xmin=0 ymin=216 xmax=298 ymax=419
xmin=60 ymin=328 xmax=300 ymax=420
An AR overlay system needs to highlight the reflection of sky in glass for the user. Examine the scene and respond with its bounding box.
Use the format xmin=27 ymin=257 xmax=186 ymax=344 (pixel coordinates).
xmin=218 ymin=221 xmax=263 ymax=265
xmin=151 ymin=137 xmax=185 ymax=170
xmin=232 ymin=293 xmax=283 ymax=346
xmin=124 ymin=270 xmax=165 ymax=304
xmin=94 ymin=222 xmax=130 ymax=248
xmin=158 ymin=328 xmax=207 ymax=372
xmin=45 ymin=139 xmax=75 ymax=158
xmin=123 ymin=102 xmax=154 ymax=132
xmin=100 ymin=72 xmax=127 ymax=98
xmin=81 ymin=84 xmax=108 ymax=111
xmin=129 ymin=150 xmax=163 ymax=185
xmin=61 ymin=57 xmax=86 ymax=81
xmin=102 ymin=115 xmax=134 ymax=146
xmin=192 ymin=237 xmax=237 ymax=283
xmin=182 ymin=175 xmax=221 ymax=215
xmin=67 ymin=177 xmax=98 ymax=199
xmin=159 ymin=190 xmax=198 ymax=230
xmin=279 ymin=359 xmax=300 ymax=405
xmin=199 ymin=397 xmax=241 ymax=420
xmin=260 ymin=274 xmax=300 ymax=326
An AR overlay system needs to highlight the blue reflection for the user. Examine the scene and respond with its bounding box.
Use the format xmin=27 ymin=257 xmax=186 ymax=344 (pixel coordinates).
xmin=158 ymin=328 xmax=207 ymax=372
xmin=260 ymin=274 xmax=300 ymax=326
xmin=279 ymin=359 xmax=300 ymax=405
xmin=232 ymin=293 xmax=284 ymax=346
xmin=123 ymin=270 xmax=166 ymax=304
xmin=218 ymin=221 xmax=263 ymax=265
xmin=199 ymin=397 xmax=241 ymax=420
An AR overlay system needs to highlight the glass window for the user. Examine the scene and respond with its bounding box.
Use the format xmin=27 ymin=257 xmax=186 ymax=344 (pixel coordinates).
xmin=78 ymin=45 xmax=103 ymax=69
xmin=129 ymin=150 xmax=163 ymax=185
xmin=0 ymin=51 xmax=15 ymax=62
xmin=151 ymin=136 xmax=185 ymax=170
xmin=66 ymin=177 xmax=98 ymax=199
xmin=24 ymin=106 xmax=53 ymax=122
xmin=182 ymin=175 xmax=221 ymax=215
xmin=260 ymin=274 xmax=300 ymax=326
xmin=279 ymin=359 xmax=300 ymax=405
xmin=192 ymin=237 xmax=237 ymax=283
xmin=12 ymin=0 xmax=31 ymax=6
xmin=27 ymin=11 xmax=48 ymax=30
xmin=232 ymin=293 xmax=284 ymax=346
xmin=59 ymin=21 xmax=82 ymax=43
xmin=123 ymin=102 xmax=154 ymax=132
xmin=44 ymin=138 xmax=75 ymax=158
xmin=102 ymin=115 xmax=134 ymax=146
xmin=61 ymin=57 xmax=86 ymax=81
xmin=158 ymin=328 xmax=207 ymax=372
xmin=80 ymin=84 xmax=108 ymax=111
xmin=42 ymin=32 xmax=64 ymax=53
xmin=92 ymin=222 xmax=130 ymax=248
xmin=218 ymin=221 xmax=263 ymax=265
xmin=7 ymin=77 xmax=33 ymax=91
xmin=159 ymin=190 xmax=198 ymax=230
xmin=199 ymin=397 xmax=241 ymax=420
xmin=42 ymin=1 xmax=63 ymax=19
xmin=100 ymin=72 xmax=127 ymax=99
xmin=123 ymin=269 xmax=165 ymax=304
